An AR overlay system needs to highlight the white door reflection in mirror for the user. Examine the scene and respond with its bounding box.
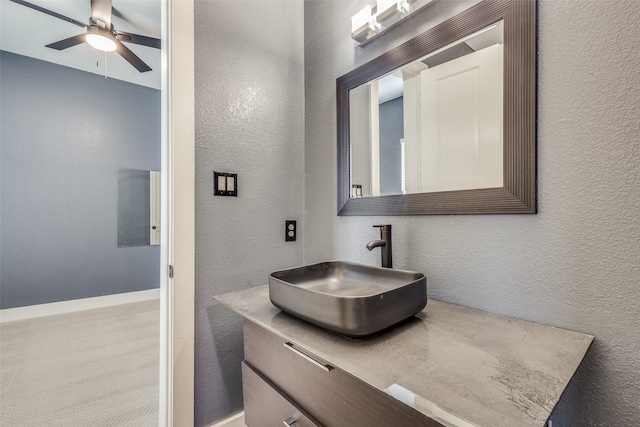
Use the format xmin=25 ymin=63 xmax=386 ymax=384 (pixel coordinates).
xmin=350 ymin=20 xmax=504 ymax=197
xmin=417 ymin=41 xmax=503 ymax=192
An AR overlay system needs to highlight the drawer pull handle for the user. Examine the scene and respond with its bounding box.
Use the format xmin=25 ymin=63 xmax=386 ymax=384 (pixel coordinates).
xmin=284 ymin=342 xmax=334 ymax=372
xmin=283 ymin=417 xmax=297 ymax=426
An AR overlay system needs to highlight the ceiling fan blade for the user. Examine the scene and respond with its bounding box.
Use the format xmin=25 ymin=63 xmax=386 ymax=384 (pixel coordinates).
xmin=46 ymin=34 xmax=87 ymax=50
xmin=116 ymin=41 xmax=152 ymax=73
xmin=116 ymin=31 xmax=161 ymax=49
xmin=91 ymin=0 xmax=112 ymax=29
xmin=8 ymin=0 xmax=87 ymax=28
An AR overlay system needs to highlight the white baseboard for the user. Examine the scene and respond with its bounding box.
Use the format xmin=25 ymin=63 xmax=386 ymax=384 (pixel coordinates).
xmin=0 ymin=288 xmax=160 ymax=323
xmin=210 ymin=411 xmax=245 ymax=427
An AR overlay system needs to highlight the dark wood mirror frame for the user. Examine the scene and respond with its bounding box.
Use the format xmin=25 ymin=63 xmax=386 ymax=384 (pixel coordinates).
xmin=337 ymin=0 xmax=536 ymax=215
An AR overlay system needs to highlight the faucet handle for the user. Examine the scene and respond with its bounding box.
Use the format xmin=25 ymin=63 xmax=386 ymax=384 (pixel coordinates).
xmin=373 ymin=224 xmax=391 ymax=230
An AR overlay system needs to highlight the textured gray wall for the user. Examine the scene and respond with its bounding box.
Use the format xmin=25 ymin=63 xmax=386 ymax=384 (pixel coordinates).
xmin=0 ymin=51 xmax=161 ymax=309
xmin=305 ymin=1 xmax=640 ymax=425
xmin=194 ymin=1 xmax=304 ymax=425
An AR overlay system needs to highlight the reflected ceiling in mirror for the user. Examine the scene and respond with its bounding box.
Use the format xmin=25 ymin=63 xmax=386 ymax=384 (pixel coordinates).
xmin=337 ymin=0 xmax=536 ymax=215
xmin=350 ymin=21 xmax=504 ymax=198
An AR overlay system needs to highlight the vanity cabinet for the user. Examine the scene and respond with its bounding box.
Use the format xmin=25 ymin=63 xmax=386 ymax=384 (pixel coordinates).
xmin=221 ymin=286 xmax=593 ymax=427
xmin=242 ymin=319 xmax=439 ymax=427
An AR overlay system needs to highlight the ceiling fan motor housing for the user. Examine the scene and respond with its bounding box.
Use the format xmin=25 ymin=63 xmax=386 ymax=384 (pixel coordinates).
xmin=89 ymin=17 xmax=115 ymax=32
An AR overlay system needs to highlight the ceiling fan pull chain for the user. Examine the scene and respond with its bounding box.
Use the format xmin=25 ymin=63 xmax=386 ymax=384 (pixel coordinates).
xmin=96 ymin=51 xmax=99 ymax=68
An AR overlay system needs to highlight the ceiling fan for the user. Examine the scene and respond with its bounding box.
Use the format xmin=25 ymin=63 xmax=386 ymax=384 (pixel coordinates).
xmin=9 ymin=0 xmax=160 ymax=73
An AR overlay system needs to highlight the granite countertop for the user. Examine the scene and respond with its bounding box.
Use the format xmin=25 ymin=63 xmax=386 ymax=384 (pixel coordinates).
xmin=217 ymin=285 xmax=593 ymax=427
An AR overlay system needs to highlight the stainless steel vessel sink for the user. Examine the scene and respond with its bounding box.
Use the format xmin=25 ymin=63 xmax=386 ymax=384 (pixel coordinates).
xmin=269 ymin=261 xmax=427 ymax=337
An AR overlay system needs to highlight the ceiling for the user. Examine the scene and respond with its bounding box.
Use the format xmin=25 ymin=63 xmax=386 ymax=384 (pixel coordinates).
xmin=0 ymin=0 xmax=161 ymax=89
xmin=376 ymin=21 xmax=503 ymax=104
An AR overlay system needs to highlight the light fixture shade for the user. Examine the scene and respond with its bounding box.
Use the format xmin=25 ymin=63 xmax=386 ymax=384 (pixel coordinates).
xmin=351 ymin=5 xmax=372 ymax=34
xmin=376 ymin=0 xmax=399 ymax=22
xmin=86 ymin=29 xmax=117 ymax=52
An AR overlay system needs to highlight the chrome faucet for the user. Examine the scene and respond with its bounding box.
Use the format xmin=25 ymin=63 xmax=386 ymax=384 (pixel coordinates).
xmin=366 ymin=224 xmax=392 ymax=268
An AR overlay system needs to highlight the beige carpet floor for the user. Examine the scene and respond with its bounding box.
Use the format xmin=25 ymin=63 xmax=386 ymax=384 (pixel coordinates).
xmin=0 ymin=299 xmax=159 ymax=426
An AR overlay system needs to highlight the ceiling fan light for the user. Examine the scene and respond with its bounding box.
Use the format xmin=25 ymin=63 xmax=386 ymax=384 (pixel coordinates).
xmin=86 ymin=33 xmax=117 ymax=52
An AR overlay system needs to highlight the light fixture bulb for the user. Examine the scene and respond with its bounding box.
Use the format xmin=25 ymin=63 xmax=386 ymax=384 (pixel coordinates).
xmin=86 ymin=33 xmax=117 ymax=52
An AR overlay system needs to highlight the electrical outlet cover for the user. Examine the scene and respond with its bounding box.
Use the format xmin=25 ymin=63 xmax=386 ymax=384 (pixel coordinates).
xmin=285 ymin=220 xmax=296 ymax=241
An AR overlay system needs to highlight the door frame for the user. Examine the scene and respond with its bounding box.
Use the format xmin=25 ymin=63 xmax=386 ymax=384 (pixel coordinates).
xmin=160 ymin=0 xmax=195 ymax=425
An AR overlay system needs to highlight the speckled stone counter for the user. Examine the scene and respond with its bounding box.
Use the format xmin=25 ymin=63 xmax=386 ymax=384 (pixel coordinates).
xmin=217 ymin=285 xmax=593 ymax=427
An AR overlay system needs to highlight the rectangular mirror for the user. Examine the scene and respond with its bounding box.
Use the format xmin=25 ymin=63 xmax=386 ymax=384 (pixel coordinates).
xmin=117 ymin=168 xmax=161 ymax=247
xmin=338 ymin=0 xmax=536 ymax=215
xmin=351 ymin=21 xmax=504 ymax=197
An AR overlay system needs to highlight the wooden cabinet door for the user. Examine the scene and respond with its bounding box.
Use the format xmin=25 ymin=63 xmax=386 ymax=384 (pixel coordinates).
xmin=242 ymin=362 xmax=320 ymax=427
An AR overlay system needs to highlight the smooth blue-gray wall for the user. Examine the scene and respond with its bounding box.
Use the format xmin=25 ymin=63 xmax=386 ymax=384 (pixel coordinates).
xmin=0 ymin=51 xmax=161 ymax=309
xmin=194 ymin=1 xmax=305 ymax=425
xmin=305 ymin=0 xmax=640 ymax=425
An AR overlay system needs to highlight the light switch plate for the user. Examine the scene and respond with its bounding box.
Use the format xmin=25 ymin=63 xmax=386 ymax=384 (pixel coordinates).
xmin=214 ymin=171 xmax=238 ymax=196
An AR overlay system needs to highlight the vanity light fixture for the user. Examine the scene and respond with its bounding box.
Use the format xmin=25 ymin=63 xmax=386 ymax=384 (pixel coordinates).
xmin=351 ymin=4 xmax=376 ymax=43
xmin=86 ymin=27 xmax=117 ymax=52
xmin=351 ymin=0 xmax=436 ymax=45
xmin=376 ymin=0 xmax=411 ymax=23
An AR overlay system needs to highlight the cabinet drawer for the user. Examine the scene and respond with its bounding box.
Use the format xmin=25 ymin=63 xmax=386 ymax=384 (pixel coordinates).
xmin=243 ymin=320 xmax=439 ymax=427
xmin=242 ymin=362 xmax=319 ymax=427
